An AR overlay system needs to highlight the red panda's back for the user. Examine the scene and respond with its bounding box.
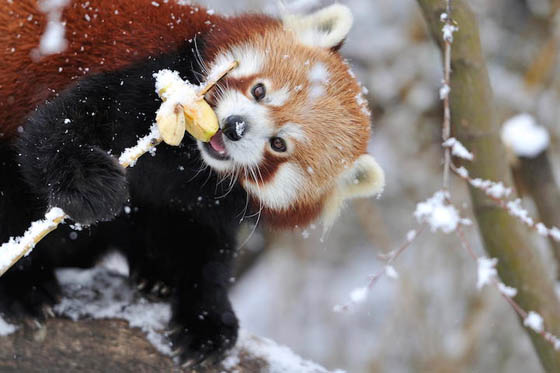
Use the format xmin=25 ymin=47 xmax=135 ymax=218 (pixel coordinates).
xmin=0 ymin=0 xmax=220 ymax=138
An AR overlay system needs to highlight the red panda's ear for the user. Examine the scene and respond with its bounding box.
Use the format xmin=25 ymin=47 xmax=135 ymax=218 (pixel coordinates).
xmin=322 ymin=154 xmax=385 ymax=228
xmin=282 ymin=4 xmax=353 ymax=50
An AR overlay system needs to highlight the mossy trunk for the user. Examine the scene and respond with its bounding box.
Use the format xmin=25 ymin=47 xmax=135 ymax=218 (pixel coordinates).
xmin=416 ymin=0 xmax=560 ymax=371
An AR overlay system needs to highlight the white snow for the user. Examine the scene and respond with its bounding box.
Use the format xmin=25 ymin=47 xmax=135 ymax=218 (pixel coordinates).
xmin=442 ymin=137 xmax=473 ymax=161
xmin=442 ymin=23 xmax=459 ymax=43
xmin=37 ymin=0 xmax=70 ymax=56
xmin=406 ymin=229 xmax=417 ymax=242
xmin=54 ymin=266 xmax=173 ymax=355
xmin=506 ymin=199 xmax=534 ymax=227
xmin=118 ymin=124 xmax=160 ymax=167
xmin=153 ymin=69 xmax=198 ymax=117
xmin=385 ymin=265 xmax=399 ymax=279
xmin=439 ymin=83 xmax=450 ymax=100
xmin=468 ymin=177 xmax=512 ymax=199
xmin=0 ymin=207 xmax=65 ymax=274
xmin=350 ymin=287 xmax=368 ymax=303
xmin=51 ymin=263 xmax=330 ymax=370
xmin=414 ymin=191 xmax=463 ymax=233
xmin=232 ymin=330 xmax=332 ymax=373
xmin=498 ymin=282 xmax=518 ymax=298
xmin=476 ymin=257 xmax=497 ymax=289
xmin=523 ymin=311 xmax=544 ymax=333
xmin=501 ymin=113 xmax=550 ymax=158
xmin=0 ymin=315 xmax=17 ymax=336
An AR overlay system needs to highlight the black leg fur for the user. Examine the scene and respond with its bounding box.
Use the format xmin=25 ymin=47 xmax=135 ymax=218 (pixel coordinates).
xmin=124 ymin=207 xmax=240 ymax=366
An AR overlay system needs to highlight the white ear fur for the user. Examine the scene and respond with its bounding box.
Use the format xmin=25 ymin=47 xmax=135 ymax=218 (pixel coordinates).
xmin=282 ymin=4 xmax=353 ymax=49
xmin=322 ymin=154 xmax=385 ymax=228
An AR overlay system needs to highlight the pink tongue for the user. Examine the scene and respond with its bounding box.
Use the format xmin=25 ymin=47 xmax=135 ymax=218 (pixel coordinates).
xmin=209 ymin=131 xmax=226 ymax=154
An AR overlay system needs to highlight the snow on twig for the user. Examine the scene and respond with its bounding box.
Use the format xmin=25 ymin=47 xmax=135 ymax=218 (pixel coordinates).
xmin=334 ymin=226 xmax=426 ymax=312
xmin=440 ymin=1 xmax=458 ymax=190
xmin=455 ymin=226 xmax=560 ymax=350
xmin=0 ymin=208 xmax=66 ymax=277
xmin=451 ymin=164 xmax=560 ymax=242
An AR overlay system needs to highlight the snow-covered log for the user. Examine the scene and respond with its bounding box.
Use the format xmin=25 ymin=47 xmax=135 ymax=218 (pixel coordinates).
xmin=0 ymin=265 xmax=331 ymax=372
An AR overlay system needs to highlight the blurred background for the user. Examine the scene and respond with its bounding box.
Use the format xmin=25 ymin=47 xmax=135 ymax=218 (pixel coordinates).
xmin=202 ymin=0 xmax=560 ymax=372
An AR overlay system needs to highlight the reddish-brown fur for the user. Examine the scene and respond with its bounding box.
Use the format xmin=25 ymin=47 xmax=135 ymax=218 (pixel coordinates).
xmin=0 ymin=1 xmax=222 ymax=138
xmin=0 ymin=1 xmax=373 ymax=228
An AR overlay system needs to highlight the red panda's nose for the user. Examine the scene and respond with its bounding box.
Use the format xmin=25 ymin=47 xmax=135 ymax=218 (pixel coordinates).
xmin=222 ymin=115 xmax=247 ymax=141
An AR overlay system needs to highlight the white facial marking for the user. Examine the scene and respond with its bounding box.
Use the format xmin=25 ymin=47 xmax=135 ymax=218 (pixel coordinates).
xmin=209 ymin=45 xmax=264 ymax=79
xmin=210 ymin=90 xmax=274 ymax=167
xmin=278 ymin=122 xmax=309 ymax=143
xmin=243 ymin=163 xmax=304 ymax=210
xmin=264 ymin=86 xmax=291 ymax=107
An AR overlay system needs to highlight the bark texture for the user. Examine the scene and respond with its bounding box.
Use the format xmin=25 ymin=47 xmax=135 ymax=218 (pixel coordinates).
xmin=416 ymin=0 xmax=560 ymax=371
xmin=0 ymin=318 xmax=329 ymax=373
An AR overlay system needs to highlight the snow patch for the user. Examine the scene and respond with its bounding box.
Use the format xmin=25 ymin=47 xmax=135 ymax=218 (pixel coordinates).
xmin=36 ymin=0 xmax=70 ymax=56
xmin=498 ymin=282 xmax=518 ymax=298
xmin=54 ymin=266 xmax=173 ymax=355
xmin=442 ymin=137 xmax=473 ymax=161
xmin=0 ymin=315 xmax=17 ymax=336
xmin=476 ymin=257 xmax=497 ymax=289
xmin=233 ymin=330 xmax=332 ymax=373
xmin=414 ymin=191 xmax=466 ymax=233
xmin=501 ymin=113 xmax=550 ymax=158
xmin=524 ymin=311 xmax=544 ymax=333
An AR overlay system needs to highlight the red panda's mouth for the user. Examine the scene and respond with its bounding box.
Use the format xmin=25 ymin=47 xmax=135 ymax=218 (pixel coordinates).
xmin=203 ymin=130 xmax=230 ymax=160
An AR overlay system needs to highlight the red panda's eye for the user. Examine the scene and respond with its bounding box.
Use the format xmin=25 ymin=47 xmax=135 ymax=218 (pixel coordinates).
xmin=270 ymin=137 xmax=287 ymax=152
xmin=251 ymin=83 xmax=266 ymax=102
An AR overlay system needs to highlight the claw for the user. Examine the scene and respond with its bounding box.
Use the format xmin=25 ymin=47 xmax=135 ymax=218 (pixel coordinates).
xmin=42 ymin=305 xmax=55 ymax=319
xmin=137 ymin=279 xmax=147 ymax=291
xmin=181 ymin=358 xmax=198 ymax=369
xmin=170 ymin=347 xmax=184 ymax=358
xmin=150 ymin=282 xmax=162 ymax=294
xmin=160 ymin=285 xmax=171 ymax=297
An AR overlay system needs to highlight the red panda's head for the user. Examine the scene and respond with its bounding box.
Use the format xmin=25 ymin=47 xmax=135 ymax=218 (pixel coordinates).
xmin=199 ymin=4 xmax=385 ymax=229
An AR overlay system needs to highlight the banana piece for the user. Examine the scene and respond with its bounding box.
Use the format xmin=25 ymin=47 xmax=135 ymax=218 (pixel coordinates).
xmin=156 ymin=103 xmax=187 ymax=146
xmin=183 ymin=99 xmax=219 ymax=143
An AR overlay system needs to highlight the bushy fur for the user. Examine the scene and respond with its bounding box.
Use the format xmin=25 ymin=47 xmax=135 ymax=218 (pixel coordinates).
xmin=0 ymin=40 xmax=248 ymax=366
xmin=0 ymin=1 xmax=384 ymax=368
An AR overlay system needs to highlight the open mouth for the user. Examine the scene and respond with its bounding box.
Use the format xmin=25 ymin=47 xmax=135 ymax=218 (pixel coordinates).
xmin=203 ymin=130 xmax=230 ymax=160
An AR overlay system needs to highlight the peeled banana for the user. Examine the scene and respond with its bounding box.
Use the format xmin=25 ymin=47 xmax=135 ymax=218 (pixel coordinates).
xmin=154 ymin=69 xmax=220 ymax=145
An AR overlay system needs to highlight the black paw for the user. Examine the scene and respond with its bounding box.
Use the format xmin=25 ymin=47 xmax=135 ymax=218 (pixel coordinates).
xmin=0 ymin=267 xmax=60 ymax=321
xmin=169 ymin=307 xmax=238 ymax=368
xmin=49 ymin=147 xmax=128 ymax=225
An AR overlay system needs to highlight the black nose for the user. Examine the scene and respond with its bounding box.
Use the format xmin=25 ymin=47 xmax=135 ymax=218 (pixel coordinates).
xmin=222 ymin=115 xmax=247 ymax=141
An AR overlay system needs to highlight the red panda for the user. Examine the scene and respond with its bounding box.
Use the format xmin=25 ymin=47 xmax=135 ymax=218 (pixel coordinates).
xmin=0 ymin=0 xmax=384 ymax=367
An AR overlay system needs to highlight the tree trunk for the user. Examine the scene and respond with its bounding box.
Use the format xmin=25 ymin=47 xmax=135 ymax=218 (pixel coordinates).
xmin=416 ymin=0 xmax=560 ymax=371
xmin=515 ymin=151 xmax=560 ymax=278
